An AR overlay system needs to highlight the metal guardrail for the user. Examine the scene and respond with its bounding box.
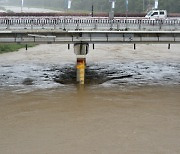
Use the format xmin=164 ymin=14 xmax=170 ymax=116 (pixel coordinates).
xmin=0 ymin=30 xmax=180 ymax=44
xmin=0 ymin=17 xmax=180 ymax=31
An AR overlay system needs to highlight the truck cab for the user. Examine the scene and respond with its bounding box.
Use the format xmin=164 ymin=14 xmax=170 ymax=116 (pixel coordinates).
xmin=145 ymin=10 xmax=167 ymax=19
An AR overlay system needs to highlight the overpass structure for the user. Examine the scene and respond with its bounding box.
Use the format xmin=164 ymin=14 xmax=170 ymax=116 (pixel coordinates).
xmin=0 ymin=16 xmax=180 ymax=84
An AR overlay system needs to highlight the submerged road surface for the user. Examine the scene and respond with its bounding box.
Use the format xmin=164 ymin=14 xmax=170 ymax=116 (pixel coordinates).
xmin=0 ymin=44 xmax=180 ymax=154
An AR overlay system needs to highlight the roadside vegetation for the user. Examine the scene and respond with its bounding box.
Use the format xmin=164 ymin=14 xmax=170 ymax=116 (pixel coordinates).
xmin=0 ymin=44 xmax=36 ymax=54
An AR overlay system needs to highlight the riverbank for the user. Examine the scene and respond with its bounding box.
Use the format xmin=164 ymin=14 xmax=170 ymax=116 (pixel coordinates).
xmin=0 ymin=44 xmax=36 ymax=54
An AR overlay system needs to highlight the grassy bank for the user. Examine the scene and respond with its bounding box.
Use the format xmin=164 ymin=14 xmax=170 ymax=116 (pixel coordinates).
xmin=0 ymin=44 xmax=36 ymax=54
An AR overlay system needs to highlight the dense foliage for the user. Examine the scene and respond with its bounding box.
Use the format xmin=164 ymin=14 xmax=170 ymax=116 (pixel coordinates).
xmin=7 ymin=0 xmax=180 ymax=13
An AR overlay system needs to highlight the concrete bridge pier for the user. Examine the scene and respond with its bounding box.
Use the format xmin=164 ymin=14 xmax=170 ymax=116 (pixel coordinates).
xmin=74 ymin=43 xmax=89 ymax=84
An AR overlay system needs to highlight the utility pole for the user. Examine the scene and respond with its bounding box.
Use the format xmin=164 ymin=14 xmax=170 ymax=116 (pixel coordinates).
xmin=126 ymin=0 xmax=128 ymax=17
xmin=125 ymin=0 xmax=128 ymax=29
xmin=109 ymin=0 xmax=116 ymax=20
xmin=64 ymin=0 xmax=67 ymax=11
xmin=21 ymin=0 xmax=24 ymax=13
xmin=109 ymin=0 xmax=116 ymax=30
xmin=68 ymin=0 xmax=72 ymax=10
xmin=154 ymin=0 xmax=158 ymax=9
xmin=143 ymin=0 xmax=145 ymax=12
xmin=91 ymin=0 xmax=94 ymax=17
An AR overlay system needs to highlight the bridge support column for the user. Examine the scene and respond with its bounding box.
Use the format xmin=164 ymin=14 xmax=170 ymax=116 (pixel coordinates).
xmin=74 ymin=43 xmax=89 ymax=85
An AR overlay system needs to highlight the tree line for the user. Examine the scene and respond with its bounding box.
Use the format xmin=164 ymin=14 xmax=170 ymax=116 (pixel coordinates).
xmin=8 ymin=0 xmax=180 ymax=13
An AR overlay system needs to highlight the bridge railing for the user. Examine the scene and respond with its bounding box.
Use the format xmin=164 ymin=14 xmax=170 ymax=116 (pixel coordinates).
xmin=0 ymin=17 xmax=180 ymax=31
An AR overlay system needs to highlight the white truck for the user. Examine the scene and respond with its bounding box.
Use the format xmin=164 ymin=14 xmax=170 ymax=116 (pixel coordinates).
xmin=145 ymin=10 xmax=167 ymax=19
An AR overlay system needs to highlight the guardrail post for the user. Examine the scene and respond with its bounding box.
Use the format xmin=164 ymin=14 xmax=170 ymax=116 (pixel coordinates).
xmin=54 ymin=24 xmax=56 ymax=30
xmin=138 ymin=20 xmax=141 ymax=30
xmin=168 ymin=44 xmax=171 ymax=49
xmin=7 ymin=24 xmax=10 ymax=30
xmin=159 ymin=20 xmax=162 ymax=30
xmin=117 ymin=22 xmax=119 ymax=30
xmin=94 ymin=21 xmax=97 ymax=30
xmin=6 ymin=19 xmax=10 ymax=29
xmin=63 ymin=18 xmax=66 ymax=31
xmin=174 ymin=20 xmax=176 ymax=30
xmin=110 ymin=20 xmax=113 ymax=30
xmin=76 ymin=23 xmax=79 ymax=30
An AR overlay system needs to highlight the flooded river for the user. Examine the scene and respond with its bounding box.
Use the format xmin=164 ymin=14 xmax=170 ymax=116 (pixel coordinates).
xmin=0 ymin=44 xmax=180 ymax=153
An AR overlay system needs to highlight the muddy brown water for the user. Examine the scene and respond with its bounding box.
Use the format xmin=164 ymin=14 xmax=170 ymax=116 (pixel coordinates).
xmin=0 ymin=44 xmax=180 ymax=154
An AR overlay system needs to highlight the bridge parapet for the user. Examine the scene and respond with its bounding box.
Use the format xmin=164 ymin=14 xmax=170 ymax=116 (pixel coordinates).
xmin=0 ymin=17 xmax=180 ymax=31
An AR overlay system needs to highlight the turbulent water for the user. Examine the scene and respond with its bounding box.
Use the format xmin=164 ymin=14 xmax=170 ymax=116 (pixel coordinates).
xmin=0 ymin=60 xmax=180 ymax=92
xmin=0 ymin=44 xmax=180 ymax=92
